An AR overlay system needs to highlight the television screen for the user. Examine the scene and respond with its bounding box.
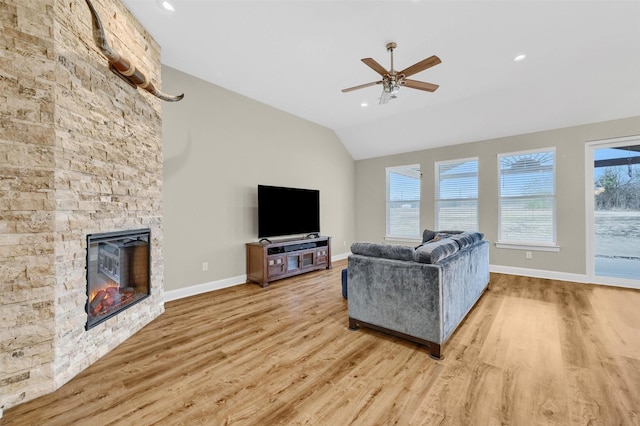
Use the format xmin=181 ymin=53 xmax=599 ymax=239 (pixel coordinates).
xmin=258 ymin=185 xmax=320 ymax=238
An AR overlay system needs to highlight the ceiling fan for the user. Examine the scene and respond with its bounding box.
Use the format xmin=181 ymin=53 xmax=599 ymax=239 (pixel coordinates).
xmin=342 ymin=42 xmax=441 ymax=104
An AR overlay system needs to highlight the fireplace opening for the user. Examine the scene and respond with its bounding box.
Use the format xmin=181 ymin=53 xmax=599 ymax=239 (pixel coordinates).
xmin=86 ymin=228 xmax=151 ymax=330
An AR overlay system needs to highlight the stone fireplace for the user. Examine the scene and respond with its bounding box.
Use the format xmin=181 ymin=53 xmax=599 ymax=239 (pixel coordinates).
xmin=1 ymin=0 xmax=165 ymax=411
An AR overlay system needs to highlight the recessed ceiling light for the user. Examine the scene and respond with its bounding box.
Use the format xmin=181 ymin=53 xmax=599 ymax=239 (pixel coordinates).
xmin=361 ymin=102 xmax=368 ymax=107
xmin=161 ymin=1 xmax=175 ymax=12
xmin=514 ymin=53 xmax=526 ymax=62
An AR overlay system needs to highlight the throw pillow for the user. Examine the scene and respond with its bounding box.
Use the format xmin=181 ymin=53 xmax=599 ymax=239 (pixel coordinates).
xmin=414 ymin=239 xmax=459 ymax=264
xmin=422 ymin=229 xmax=436 ymax=243
xmin=450 ymin=232 xmax=474 ymax=250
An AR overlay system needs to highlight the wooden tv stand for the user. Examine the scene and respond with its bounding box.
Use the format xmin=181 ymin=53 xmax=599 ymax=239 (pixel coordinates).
xmin=246 ymin=236 xmax=331 ymax=287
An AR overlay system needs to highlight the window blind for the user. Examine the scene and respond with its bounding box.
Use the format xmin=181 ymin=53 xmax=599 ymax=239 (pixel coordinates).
xmin=436 ymin=158 xmax=478 ymax=231
xmin=386 ymin=165 xmax=421 ymax=238
xmin=499 ymin=149 xmax=556 ymax=243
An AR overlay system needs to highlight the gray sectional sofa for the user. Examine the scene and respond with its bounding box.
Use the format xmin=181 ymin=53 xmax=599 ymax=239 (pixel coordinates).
xmin=347 ymin=230 xmax=489 ymax=359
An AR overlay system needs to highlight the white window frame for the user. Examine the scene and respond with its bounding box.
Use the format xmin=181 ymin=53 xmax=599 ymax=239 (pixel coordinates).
xmin=496 ymin=147 xmax=559 ymax=251
xmin=385 ymin=164 xmax=421 ymax=241
xmin=435 ymin=157 xmax=479 ymax=231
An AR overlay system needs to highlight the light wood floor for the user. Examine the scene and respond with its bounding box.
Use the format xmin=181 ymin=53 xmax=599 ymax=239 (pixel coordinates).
xmin=4 ymin=260 xmax=640 ymax=425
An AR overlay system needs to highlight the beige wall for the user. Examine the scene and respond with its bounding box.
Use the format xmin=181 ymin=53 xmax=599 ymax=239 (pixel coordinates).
xmin=161 ymin=66 xmax=355 ymax=292
xmin=355 ymin=116 xmax=640 ymax=275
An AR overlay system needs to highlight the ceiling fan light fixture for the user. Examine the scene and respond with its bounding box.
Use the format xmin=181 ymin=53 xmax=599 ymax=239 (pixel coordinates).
xmin=383 ymin=79 xmax=400 ymax=94
xmin=379 ymin=90 xmax=391 ymax=105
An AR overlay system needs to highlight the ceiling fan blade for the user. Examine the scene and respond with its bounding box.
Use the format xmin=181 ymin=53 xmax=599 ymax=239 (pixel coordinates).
xmin=361 ymin=58 xmax=389 ymax=76
xmin=399 ymin=55 xmax=441 ymax=78
xmin=341 ymin=80 xmax=382 ymax=93
xmin=401 ymin=79 xmax=439 ymax=92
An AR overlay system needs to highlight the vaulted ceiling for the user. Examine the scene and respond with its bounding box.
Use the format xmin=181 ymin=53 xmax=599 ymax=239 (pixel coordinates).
xmin=121 ymin=1 xmax=640 ymax=160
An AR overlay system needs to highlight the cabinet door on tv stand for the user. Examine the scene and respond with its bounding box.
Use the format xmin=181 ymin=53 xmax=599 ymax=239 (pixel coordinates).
xmin=301 ymin=251 xmax=314 ymax=268
xmin=315 ymin=248 xmax=328 ymax=266
xmin=286 ymin=253 xmax=301 ymax=272
xmin=267 ymin=255 xmax=286 ymax=278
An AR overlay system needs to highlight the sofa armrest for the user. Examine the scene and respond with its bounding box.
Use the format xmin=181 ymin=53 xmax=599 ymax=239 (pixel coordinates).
xmin=439 ymin=240 xmax=490 ymax=340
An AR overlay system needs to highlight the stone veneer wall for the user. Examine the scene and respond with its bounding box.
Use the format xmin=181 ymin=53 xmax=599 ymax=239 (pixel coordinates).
xmin=1 ymin=0 xmax=165 ymax=410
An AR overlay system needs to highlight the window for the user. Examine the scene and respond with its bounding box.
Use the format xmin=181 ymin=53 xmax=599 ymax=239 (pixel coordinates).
xmin=588 ymin=138 xmax=640 ymax=283
xmin=435 ymin=158 xmax=478 ymax=231
xmin=386 ymin=165 xmax=421 ymax=239
xmin=498 ymin=148 xmax=557 ymax=247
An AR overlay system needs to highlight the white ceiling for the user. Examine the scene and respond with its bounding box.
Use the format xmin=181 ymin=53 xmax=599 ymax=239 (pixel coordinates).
xmin=120 ymin=0 xmax=640 ymax=160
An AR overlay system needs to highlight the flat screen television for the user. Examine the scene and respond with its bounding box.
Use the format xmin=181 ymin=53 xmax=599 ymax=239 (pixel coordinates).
xmin=258 ymin=185 xmax=320 ymax=239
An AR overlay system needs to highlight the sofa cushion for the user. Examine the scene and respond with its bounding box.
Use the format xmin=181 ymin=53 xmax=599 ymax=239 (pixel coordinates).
xmin=414 ymin=238 xmax=459 ymax=264
xmin=350 ymin=242 xmax=415 ymax=262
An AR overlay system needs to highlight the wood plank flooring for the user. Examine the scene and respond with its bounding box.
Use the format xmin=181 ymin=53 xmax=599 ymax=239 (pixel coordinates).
xmin=4 ymin=261 xmax=640 ymax=425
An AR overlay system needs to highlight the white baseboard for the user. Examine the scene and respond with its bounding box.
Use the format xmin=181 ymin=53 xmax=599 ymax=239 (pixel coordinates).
xmin=332 ymin=252 xmax=350 ymax=262
xmin=164 ymin=254 xmax=351 ymax=302
xmin=168 ymin=258 xmax=627 ymax=303
xmin=490 ymin=264 xmax=640 ymax=289
xmin=164 ymin=274 xmax=247 ymax=302
xmin=490 ymin=264 xmax=590 ymax=284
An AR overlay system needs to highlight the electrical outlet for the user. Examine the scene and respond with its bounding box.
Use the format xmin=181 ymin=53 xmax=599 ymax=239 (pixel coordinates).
xmin=525 ymin=251 xmax=532 ymax=259
xmin=343 ymin=240 xmax=347 ymax=246
xmin=202 ymin=262 xmax=208 ymax=271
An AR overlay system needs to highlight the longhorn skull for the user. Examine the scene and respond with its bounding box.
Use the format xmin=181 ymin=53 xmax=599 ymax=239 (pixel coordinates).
xmin=84 ymin=0 xmax=184 ymax=102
